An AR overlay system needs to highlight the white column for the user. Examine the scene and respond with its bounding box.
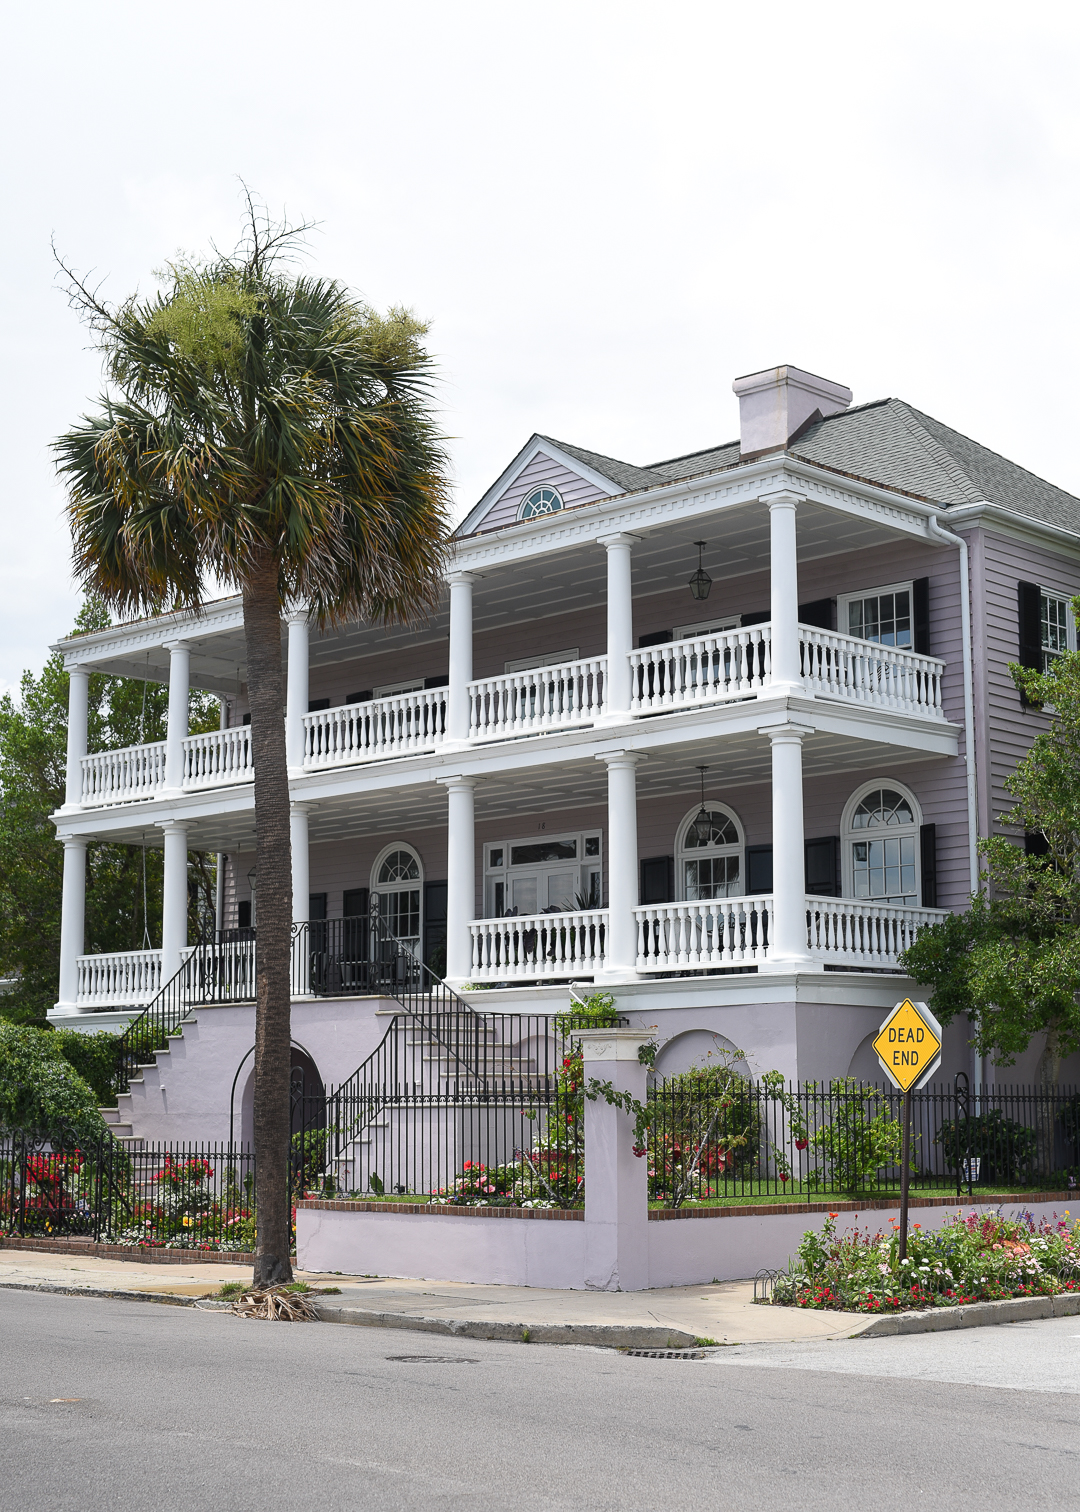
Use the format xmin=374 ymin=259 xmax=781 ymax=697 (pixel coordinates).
xmin=760 ymin=722 xmax=813 ymax=972
xmin=598 ymin=751 xmax=643 ymax=979
xmin=215 ymin=698 xmax=227 ymax=936
xmin=163 ymin=641 xmax=191 ymax=795
xmin=447 ymin=572 xmax=476 ymax=743
xmin=290 ymin=803 xmax=310 ymax=925
xmin=582 ymin=1027 xmax=653 ymax=1291
xmin=159 ymin=820 xmax=189 ymax=980
xmin=441 ymin=775 xmax=476 ymax=984
xmin=64 ymin=666 xmax=89 ymax=809
xmin=56 ymin=836 xmax=88 ymax=1013
xmin=765 ymin=491 xmax=803 ymax=694
xmin=286 ymin=610 xmax=310 ymax=774
xmin=599 ymin=534 xmax=635 ymax=720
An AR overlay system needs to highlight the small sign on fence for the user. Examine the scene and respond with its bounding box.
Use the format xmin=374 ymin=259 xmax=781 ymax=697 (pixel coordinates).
xmin=872 ymin=998 xmax=942 ymax=1093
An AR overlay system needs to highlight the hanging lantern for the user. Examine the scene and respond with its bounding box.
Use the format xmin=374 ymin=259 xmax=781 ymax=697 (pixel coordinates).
xmin=688 ymin=540 xmax=712 ymax=602
xmin=690 ymin=766 xmax=714 ymax=847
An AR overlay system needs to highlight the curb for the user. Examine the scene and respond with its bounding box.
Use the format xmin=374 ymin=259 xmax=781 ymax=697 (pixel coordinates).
xmin=313 ymin=1303 xmax=698 ymax=1350
xmin=853 ymin=1291 xmax=1080 ymax=1336
xmin=0 ymin=1280 xmax=201 ymax=1308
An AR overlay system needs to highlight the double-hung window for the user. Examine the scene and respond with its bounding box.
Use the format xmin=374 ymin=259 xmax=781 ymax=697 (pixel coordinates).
xmin=837 ymin=582 xmax=913 ymax=648
xmin=1041 ymin=591 xmax=1071 ymax=667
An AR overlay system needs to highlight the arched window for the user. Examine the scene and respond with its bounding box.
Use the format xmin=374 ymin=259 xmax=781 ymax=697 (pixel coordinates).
xmin=371 ymin=844 xmax=423 ymax=956
xmin=841 ymin=782 xmax=921 ymax=906
xmin=675 ymin=803 xmax=744 ymax=900
xmin=519 ymin=486 xmax=564 ymax=520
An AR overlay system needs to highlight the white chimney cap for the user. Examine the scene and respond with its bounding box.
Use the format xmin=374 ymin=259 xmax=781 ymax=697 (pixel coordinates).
xmin=732 ymin=365 xmax=852 ymax=458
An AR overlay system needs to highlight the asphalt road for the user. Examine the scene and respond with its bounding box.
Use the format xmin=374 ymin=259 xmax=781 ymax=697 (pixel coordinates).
xmin=2 ymin=1290 xmax=1078 ymax=1511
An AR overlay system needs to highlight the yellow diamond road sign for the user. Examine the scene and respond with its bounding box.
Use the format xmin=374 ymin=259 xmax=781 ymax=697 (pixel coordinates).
xmin=873 ymin=999 xmax=943 ymax=1092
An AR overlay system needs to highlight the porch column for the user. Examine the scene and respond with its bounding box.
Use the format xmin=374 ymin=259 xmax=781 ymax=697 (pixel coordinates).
xmin=215 ymin=698 xmax=227 ymax=935
xmin=765 ymin=491 xmax=803 ymax=695
xmin=163 ymin=640 xmax=191 ymax=795
xmin=159 ymin=820 xmax=189 ymax=981
xmin=290 ymin=802 xmax=311 ymax=925
xmin=599 ymin=751 xmax=643 ymax=980
xmin=447 ymin=572 xmax=476 ymax=743
xmin=441 ymin=775 xmax=476 ymax=984
xmin=599 ymin=533 xmax=635 ymax=720
xmin=286 ymin=610 xmax=310 ymax=775
xmin=64 ymin=666 xmax=89 ymax=810
xmin=56 ymin=836 xmax=88 ymax=1013
xmin=760 ymin=722 xmax=813 ymax=972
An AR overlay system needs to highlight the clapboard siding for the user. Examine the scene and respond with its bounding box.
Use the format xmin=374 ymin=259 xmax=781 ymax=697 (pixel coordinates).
xmin=978 ymin=528 xmax=1080 ymax=828
xmin=476 ymin=451 xmax=611 ymax=533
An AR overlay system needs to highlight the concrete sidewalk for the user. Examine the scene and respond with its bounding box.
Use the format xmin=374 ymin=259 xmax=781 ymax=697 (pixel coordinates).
xmin=0 ymin=1245 xmax=870 ymax=1347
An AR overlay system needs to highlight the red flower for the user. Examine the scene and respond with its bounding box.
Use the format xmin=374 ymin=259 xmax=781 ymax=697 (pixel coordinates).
xmin=795 ymin=1139 xmax=808 ymax=1151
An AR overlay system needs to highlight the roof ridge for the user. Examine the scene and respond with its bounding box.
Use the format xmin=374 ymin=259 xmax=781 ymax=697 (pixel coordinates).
xmin=900 ymin=403 xmax=1080 ymax=506
xmin=882 ymin=399 xmax=983 ymax=505
xmin=535 ymin=434 xmax=661 ymax=480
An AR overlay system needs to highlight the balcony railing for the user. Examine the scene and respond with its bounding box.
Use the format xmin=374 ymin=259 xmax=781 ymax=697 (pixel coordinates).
xmin=468 ymin=909 xmax=608 ymax=981
xmin=469 ymin=656 xmax=606 ymax=741
xmin=81 ymin=742 xmax=167 ymax=806
xmin=182 ymin=727 xmax=253 ymax=788
xmin=634 ymin=897 xmax=772 ymax=971
xmin=303 ymin=688 xmax=447 ymax=769
xmin=800 ymin=628 xmax=944 ymax=718
xmin=76 ymin=949 xmax=165 ymax=1008
xmin=806 ymin=897 xmax=948 ymax=968
xmin=629 ymin=627 xmax=771 ymax=714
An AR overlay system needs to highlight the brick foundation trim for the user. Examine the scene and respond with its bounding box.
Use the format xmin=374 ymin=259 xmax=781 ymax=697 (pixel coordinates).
xmin=297 ymin=1200 xmax=584 ymax=1220
xmin=0 ymin=1236 xmax=254 ymax=1265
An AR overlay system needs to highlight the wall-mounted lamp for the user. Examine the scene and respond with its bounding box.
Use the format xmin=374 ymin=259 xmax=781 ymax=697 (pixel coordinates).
xmin=688 ymin=541 xmax=712 ymax=602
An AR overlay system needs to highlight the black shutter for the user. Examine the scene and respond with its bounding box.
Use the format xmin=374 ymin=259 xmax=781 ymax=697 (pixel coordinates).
xmin=307 ymin=697 xmax=330 ymax=712
xmin=913 ymin=577 xmax=930 ymax=656
xmin=920 ymin=824 xmax=937 ymax=908
xmin=346 ymin=690 xmax=373 ymax=704
xmin=639 ymin=856 xmax=674 ymax=904
xmin=308 ymin=892 xmax=327 ymax=921
xmin=746 ymin=844 xmax=774 ymax=894
xmin=741 ymin=610 xmax=770 ymax=627
xmin=242 ymin=713 xmax=251 ymax=725
xmin=237 ymin=899 xmax=252 ymax=929
xmin=1025 ymin=831 xmax=1051 ymax=858
xmin=805 ymin=836 xmax=841 ymax=897
xmin=424 ymin=674 xmax=450 ymax=689
xmin=638 ymin=630 xmax=673 ymax=648
xmin=1018 ymin=580 xmax=1043 ymax=706
xmin=423 ymin=880 xmax=448 ymax=976
xmin=343 ymin=888 xmax=369 ymax=917
xmin=798 ymin=598 xmax=836 ymax=631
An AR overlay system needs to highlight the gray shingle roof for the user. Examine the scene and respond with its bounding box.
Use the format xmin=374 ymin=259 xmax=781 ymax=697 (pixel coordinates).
xmin=534 ymin=436 xmax=665 ymax=493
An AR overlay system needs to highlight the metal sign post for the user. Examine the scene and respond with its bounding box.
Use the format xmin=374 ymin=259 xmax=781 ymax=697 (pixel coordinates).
xmin=872 ymin=998 xmax=943 ymax=1263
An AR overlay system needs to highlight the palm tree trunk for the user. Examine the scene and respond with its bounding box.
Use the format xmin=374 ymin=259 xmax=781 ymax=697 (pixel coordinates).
xmin=244 ymin=555 xmax=294 ymax=1286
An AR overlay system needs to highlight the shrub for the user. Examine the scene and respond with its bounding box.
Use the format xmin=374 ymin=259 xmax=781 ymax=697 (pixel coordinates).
xmin=0 ymin=1023 xmax=109 ymax=1144
xmin=933 ymin=1109 xmax=1040 ymax=1183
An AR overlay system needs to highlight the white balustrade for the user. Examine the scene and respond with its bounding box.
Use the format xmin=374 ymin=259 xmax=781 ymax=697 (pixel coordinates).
xmin=80 ymin=742 xmax=167 ymax=806
xmin=76 ymin=949 xmax=164 ymax=1007
xmin=806 ymin=897 xmax=947 ymax=969
xmin=634 ymin=897 xmax=772 ymax=971
xmin=468 ymin=909 xmax=608 ymax=981
xmin=304 ymin=688 xmax=447 ymax=768
xmin=469 ymin=657 xmax=606 ymax=741
xmin=629 ymin=628 xmax=770 ymax=714
xmin=800 ymin=628 xmax=945 ymax=717
xmin=182 ymin=726 xmax=253 ymax=789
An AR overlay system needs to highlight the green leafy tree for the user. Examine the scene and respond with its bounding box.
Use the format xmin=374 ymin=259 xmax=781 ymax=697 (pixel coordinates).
xmin=902 ymin=600 xmax=1080 ymax=1089
xmin=0 ymin=1022 xmax=109 ymax=1144
xmin=53 ymin=201 xmax=451 ymax=1284
xmin=0 ymin=597 xmax=217 ymax=1026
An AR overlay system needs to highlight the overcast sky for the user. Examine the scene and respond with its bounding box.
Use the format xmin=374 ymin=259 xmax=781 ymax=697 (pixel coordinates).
xmin=2 ymin=0 xmax=1078 ymax=692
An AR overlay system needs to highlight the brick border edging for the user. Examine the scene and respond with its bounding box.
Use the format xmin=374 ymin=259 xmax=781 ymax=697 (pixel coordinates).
xmin=298 ymin=1192 xmax=1076 ymax=1222
xmin=0 ymin=1236 xmax=255 ymax=1265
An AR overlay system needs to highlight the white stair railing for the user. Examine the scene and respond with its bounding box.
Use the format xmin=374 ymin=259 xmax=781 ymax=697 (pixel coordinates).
xmin=633 ymin=897 xmax=772 ymax=971
xmin=182 ymin=727 xmax=253 ymax=789
xmin=806 ymin=897 xmax=947 ymax=968
xmin=468 ymin=909 xmax=608 ymax=981
xmin=469 ymin=657 xmax=606 ymax=741
xmin=80 ymin=742 xmax=167 ymax=806
xmin=629 ymin=627 xmax=770 ymax=714
xmin=800 ymin=628 xmax=945 ymax=717
xmin=304 ymin=688 xmax=447 ymax=768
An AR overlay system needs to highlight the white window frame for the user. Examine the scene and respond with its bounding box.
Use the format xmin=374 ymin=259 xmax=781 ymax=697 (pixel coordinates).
xmin=673 ymin=615 xmax=741 ymax=640
xmin=370 ymin=842 xmax=424 ymax=953
xmin=373 ymin=677 xmax=424 ymax=698
xmin=518 ymin=486 xmax=565 ymax=521
xmin=1038 ymin=587 xmax=1076 ymax=665
xmin=483 ymin=828 xmax=603 ymax=918
xmin=504 ymin=648 xmax=580 ymax=674
xmin=675 ymin=802 xmax=744 ymax=901
xmin=840 ymin=780 xmax=922 ymax=905
xmin=836 ymin=581 xmax=914 ymax=647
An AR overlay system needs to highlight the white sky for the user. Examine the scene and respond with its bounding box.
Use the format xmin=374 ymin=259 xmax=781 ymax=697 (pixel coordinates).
xmin=2 ymin=0 xmax=1079 ymax=693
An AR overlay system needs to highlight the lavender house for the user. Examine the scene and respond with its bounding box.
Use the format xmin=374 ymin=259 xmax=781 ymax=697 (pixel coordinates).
xmin=48 ymin=365 xmax=1080 ymax=1146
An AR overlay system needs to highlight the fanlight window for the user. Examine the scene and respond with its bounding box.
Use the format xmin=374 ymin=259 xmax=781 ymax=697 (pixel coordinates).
xmin=377 ymin=849 xmax=420 ymax=886
xmin=520 ymin=487 xmax=564 ymax=520
xmin=849 ymin=787 xmax=917 ymax=904
xmin=680 ymin=805 xmax=742 ymax=901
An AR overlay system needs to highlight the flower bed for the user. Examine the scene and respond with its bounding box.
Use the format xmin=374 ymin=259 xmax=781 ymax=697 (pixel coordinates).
xmin=768 ymin=1208 xmax=1080 ymax=1313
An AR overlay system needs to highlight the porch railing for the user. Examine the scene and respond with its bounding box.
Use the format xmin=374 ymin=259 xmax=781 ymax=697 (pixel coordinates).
xmin=182 ymin=727 xmax=253 ymax=788
xmin=467 ymin=909 xmax=608 ymax=982
xmin=76 ymin=949 xmax=165 ymax=1008
xmin=468 ymin=657 xmax=607 ymax=741
xmin=80 ymin=741 xmax=167 ymax=806
xmin=629 ymin=627 xmax=771 ymax=714
xmin=303 ymin=688 xmax=447 ymax=769
xmin=800 ymin=627 xmax=945 ymax=717
xmin=634 ymin=897 xmax=772 ymax=971
xmin=806 ymin=897 xmax=949 ymax=968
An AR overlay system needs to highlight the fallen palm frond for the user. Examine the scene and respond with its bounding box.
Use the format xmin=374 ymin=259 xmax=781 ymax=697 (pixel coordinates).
xmin=229 ymin=1285 xmax=323 ymax=1321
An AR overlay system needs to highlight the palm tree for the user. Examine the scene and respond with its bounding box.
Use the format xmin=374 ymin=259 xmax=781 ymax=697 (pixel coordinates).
xmin=54 ymin=205 xmax=452 ymax=1284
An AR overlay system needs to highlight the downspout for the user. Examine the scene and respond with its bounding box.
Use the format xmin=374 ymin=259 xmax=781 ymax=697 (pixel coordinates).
xmin=925 ymin=513 xmax=985 ymax=1090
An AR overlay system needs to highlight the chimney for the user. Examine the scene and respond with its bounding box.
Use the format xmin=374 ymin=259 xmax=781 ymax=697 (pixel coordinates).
xmin=732 ymin=365 xmax=852 ymax=459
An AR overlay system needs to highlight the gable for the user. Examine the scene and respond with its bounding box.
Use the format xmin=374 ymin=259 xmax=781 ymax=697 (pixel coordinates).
xmin=458 ymin=440 xmax=619 ymax=536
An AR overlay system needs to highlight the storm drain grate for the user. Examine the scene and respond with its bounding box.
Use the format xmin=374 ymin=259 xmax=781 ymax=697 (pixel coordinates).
xmin=385 ymin=1355 xmax=481 ymax=1364
xmin=624 ymin=1348 xmax=708 ymax=1360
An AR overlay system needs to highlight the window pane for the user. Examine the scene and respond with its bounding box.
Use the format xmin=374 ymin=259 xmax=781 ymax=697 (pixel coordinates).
xmin=510 ymin=840 xmax=577 ymax=865
xmin=378 ymin=849 xmax=420 ymax=884
xmin=684 ymin=856 xmax=740 ymax=900
xmin=1041 ymin=593 xmax=1069 ymax=659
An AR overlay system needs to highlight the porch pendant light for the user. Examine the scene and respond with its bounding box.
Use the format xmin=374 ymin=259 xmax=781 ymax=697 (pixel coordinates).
xmin=688 ymin=540 xmax=712 ymax=602
xmin=690 ymin=766 xmax=714 ymax=847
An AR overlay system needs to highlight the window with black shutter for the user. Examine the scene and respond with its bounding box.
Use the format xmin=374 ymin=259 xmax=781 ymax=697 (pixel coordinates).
xmin=805 ymin=836 xmax=841 ymax=896
xmin=639 ymin=856 xmax=674 ymax=904
xmin=746 ymin=844 xmax=774 ymax=894
xmin=798 ymin=599 xmax=836 ymax=631
xmin=920 ymin=824 xmax=937 ymax=907
xmin=1018 ymin=580 xmax=1044 ymax=707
